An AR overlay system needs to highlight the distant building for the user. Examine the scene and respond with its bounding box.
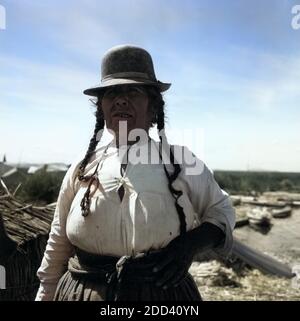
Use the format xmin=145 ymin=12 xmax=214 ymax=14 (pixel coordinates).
xmin=0 ymin=162 xmax=12 ymax=177
xmin=27 ymin=163 xmax=69 ymax=174
xmin=0 ymin=162 xmax=69 ymax=193
xmin=0 ymin=163 xmax=27 ymax=192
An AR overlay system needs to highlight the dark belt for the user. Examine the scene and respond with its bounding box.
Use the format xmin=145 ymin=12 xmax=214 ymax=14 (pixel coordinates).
xmin=68 ymin=247 xmax=171 ymax=301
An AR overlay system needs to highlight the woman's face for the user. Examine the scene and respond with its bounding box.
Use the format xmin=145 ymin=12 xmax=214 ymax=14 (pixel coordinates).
xmin=101 ymin=85 xmax=152 ymax=140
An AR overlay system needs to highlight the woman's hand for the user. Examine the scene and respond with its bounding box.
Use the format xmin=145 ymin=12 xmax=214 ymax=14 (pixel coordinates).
xmin=152 ymin=222 xmax=225 ymax=289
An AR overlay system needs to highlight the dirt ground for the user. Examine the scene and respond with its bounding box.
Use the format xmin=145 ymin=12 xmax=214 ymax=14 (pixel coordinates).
xmin=189 ymin=193 xmax=300 ymax=301
xmin=190 ymin=260 xmax=300 ymax=301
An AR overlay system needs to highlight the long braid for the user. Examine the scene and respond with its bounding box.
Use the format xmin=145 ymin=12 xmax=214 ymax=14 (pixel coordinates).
xmin=154 ymin=90 xmax=187 ymax=236
xmin=77 ymin=107 xmax=105 ymax=181
xmin=77 ymin=102 xmax=105 ymax=216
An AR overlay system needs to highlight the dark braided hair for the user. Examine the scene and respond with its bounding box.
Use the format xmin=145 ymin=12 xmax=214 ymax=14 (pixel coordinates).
xmin=77 ymin=97 xmax=105 ymax=216
xmin=151 ymin=87 xmax=187 ymax=236
xmin=78 ymin=86 xmax=187 ymax=235
xmin=77 ymin=105 xmax=105 ymax=181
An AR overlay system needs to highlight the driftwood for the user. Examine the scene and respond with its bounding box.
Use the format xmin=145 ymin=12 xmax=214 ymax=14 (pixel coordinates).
xmin=231 ymin=238 xmax=295 ymax=278
xmin=195 ymin=238 xmax=295 ymax=279
xmin=242 ymin=200 xmax=287 ymax=208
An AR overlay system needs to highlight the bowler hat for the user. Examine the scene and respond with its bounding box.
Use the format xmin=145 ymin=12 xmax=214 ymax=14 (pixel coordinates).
xmin=83 ymin=44 xmax=171 ymax=96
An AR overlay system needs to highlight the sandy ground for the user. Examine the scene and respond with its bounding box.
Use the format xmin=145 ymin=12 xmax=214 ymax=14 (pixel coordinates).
xmin=189 ymin=197 xmax=300 ymax=301
xmin=190 ymin=261 xmax=300 ymax=301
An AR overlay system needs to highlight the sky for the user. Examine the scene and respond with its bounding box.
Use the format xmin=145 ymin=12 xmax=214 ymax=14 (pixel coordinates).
xmin=0 ymin=0 xmax=300 ymax=172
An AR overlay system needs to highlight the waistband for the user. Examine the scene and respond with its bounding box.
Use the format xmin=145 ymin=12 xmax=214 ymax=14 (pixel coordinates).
xmin=68 ymin=247 xmax=171 ymax=301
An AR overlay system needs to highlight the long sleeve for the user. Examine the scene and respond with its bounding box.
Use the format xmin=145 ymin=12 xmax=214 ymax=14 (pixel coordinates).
xmin=180 ymin=148 xmax=236 ymax=259
xmin=198 ymin=164 xmax=236 ymax=258
xmin=35 ymin=160 xmax=80 ymax=301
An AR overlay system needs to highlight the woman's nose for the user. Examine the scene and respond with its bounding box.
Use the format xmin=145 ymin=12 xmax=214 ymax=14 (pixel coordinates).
xmin=115 ymin=95 xmax=128 ymax=108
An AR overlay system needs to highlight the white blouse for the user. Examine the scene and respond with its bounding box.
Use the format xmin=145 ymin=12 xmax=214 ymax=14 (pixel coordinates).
xmin=35 ymin=138 xmax=236 ymax=300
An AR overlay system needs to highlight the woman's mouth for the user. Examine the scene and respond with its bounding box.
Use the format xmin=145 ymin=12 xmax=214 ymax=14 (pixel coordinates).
xmin=112 ymin=112 xmax=133 ymax=119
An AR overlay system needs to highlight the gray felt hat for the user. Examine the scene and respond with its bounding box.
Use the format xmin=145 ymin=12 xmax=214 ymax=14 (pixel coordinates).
xmin=83 ymin=44 xmax=171 ymax=96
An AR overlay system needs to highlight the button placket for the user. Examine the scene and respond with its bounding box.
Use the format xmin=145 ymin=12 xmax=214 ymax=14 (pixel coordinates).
xmin=129 ymin=191 xmax=139 ymax=255
xmin=117 ymin=177 xmax=126 ymax=188
xmin=116 ymin=177 xmax=126 ymax=202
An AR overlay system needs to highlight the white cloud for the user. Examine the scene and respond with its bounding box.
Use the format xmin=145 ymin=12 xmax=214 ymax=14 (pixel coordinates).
xmin=0 ymin=53 xmax=99 ymax=164
xmin=163 ymin=45 xmax=300 ymax=114
xmin=10 ymin=0 xmax=204 ymax=61
xmin=0 ymin=54 xmax=97 ymax=113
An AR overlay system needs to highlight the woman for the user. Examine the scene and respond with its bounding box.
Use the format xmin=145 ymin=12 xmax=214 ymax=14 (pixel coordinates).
xmin=35 ymin=44 xmax=235 ymax=301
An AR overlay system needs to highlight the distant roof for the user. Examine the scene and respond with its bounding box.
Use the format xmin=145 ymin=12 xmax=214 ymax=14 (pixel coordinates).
xmin=0 ymin=162 xmax=70 ymax=174
xmin=0 ymin=162 xmax=14 ymax=177
xmin=45 ymin=163 xmax=69 ymax=172
xmin=27 ymin=163 xmax=69 ymax=174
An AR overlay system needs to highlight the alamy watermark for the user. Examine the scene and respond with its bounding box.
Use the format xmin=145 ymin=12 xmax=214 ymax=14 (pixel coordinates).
xmin=96 ymin=122 xmax=205 ymax=175
xmin=0 ymin=4 xmax=6 ymax=30
xmin=0 ymin=265 xmax=5 ymax=289
xmin=291 ymin=5 xmax=300 ymax=30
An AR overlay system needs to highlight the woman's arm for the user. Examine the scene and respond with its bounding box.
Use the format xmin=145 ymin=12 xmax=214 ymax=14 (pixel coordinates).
xmin=152 ymin=148 xmax=235 ymax=289
xmin=195 ymin=164 xmax=236 ymax=259
xmin=35 ymin=161 xmax=79 ymax=301
xmin=152 ymin=222 xmax=225 ymax=289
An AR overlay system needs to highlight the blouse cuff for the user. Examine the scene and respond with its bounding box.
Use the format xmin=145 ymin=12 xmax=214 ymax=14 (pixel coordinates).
xmin=201 ymin=214 xmax=234 ymax=260
xmin=35 ymin=282 xmax=58 ymax=301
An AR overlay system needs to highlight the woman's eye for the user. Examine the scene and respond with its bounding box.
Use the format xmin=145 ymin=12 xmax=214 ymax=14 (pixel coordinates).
xmin=128 ymin=89 xmax=139 ymax=96
xmin=103 ymin=87 xmax=146 ymax=99
xmin=128 ymin=87 xmax=146 ymax=97
xmin=104 ymin=90 xmax=117 ymax=98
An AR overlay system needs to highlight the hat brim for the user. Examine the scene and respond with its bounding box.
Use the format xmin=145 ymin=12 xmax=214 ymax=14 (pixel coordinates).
xmin=83 ymin=78 xmax=171 ymax=96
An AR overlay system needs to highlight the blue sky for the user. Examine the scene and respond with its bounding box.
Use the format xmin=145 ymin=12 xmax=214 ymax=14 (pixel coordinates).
xmin=0 ymin=0 xmax=300 ymax=171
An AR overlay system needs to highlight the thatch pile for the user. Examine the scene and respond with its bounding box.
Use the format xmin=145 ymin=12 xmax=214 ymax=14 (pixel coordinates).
xmin=0 ymin=194 xmax=54 ymax=244
xmin=0 ymin=181 xmax=55 ymax=301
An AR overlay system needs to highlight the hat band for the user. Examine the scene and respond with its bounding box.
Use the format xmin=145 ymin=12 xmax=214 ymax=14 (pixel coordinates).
xmin=102 ymin=71 xmax=152 ymax=81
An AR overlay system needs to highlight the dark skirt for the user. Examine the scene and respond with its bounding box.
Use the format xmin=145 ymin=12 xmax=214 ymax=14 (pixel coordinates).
xmin=53 ymin=247 xmax=202 ymax=302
